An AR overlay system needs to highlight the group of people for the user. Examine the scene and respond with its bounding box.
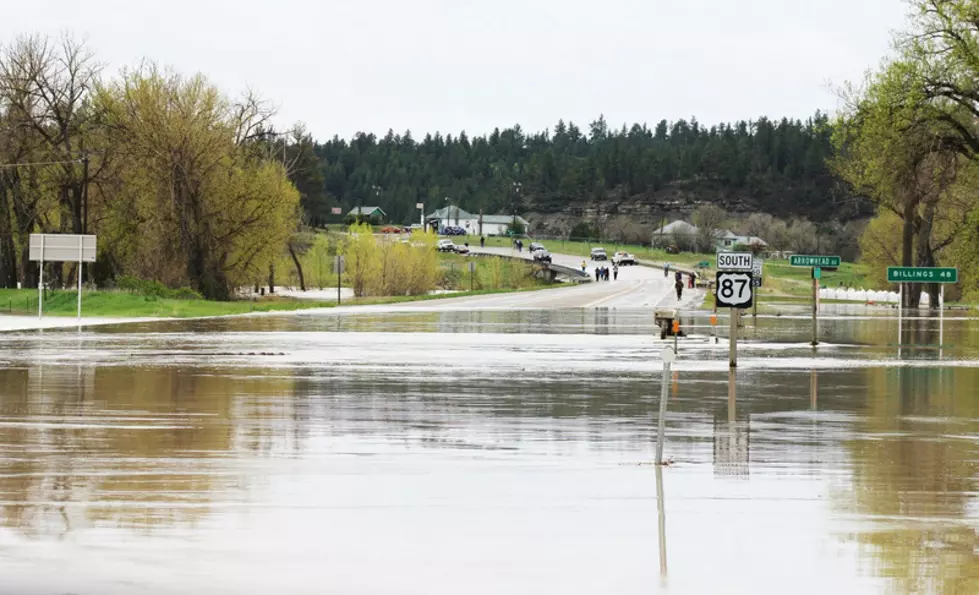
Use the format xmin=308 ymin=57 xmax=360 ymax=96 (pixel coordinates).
xmin=673 ymin=270 xmax=697 ymax=299
xmin=593 ymin=263 xmax=618 ymax=282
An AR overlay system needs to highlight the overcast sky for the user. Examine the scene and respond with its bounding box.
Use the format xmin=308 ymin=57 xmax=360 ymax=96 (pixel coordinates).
xmin=6 ymin=0 xmax=909 ymax=140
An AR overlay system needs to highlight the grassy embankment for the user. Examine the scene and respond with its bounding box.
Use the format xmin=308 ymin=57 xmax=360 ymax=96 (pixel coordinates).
xmin=0 ymin=282 xmax=566 ymax=319
xmin=0 ymin=241 xmax=556 ymax=318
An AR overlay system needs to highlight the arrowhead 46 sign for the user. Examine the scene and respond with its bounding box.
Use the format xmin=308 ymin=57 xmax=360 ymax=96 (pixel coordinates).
xmin=716 ymin=271 xmax=754 ymax=308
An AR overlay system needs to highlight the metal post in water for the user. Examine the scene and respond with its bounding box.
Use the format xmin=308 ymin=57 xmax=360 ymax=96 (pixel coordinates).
xmin=77 ymin=236 xmax=83 ymax=322
xmin=728 ymin=308 xmax=737 ymax=368
xmin=728 ymin=368 xmax=736 ymax=423
xmin=656 ymin=347 xmax=674 ymax=465
xmin=898 ymin=283 xmax=903 ymax=356
xmin=38 ymin=235 xmax=44 ymax=320
xmin=939 ymin=284 xmax=945 ymax=354
xmin=672 ymin=318 xmax=678 ymax=355
xmin=810 ymin=273 xmax=818 ymax=346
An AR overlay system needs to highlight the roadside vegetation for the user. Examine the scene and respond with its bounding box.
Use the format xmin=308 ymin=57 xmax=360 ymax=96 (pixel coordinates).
xmin=832 ymin=0 xmax=979 ymax=306
xmin=437 ymin=252 xmax=551 ymax=292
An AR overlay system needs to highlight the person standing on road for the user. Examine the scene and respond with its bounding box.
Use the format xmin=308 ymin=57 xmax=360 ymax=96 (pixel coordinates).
xmin=688 ymin=271 xmax=695 ymax=288
xmin=594 ymin=267 xmax=600 ymax=282
xmin=664 ymin=263 xmax=670 ymax=277
xmin=581 ymin=260 xmax=587 ymax=273
xmin=480 ymin=236 xmax=485 ymax=248
xmin=613 ymin=263 xmax=619 ymax=281
xmin=675 ymin=277 xmax=684 ymax=301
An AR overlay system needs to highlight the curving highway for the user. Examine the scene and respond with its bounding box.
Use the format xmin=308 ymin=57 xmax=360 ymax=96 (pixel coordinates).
xmin=392 ymin=245 xmax=706 ymax=310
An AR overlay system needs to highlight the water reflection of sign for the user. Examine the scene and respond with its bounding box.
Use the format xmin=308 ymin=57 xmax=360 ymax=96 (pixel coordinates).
xmin=713 ymin=416 xmax=750 ymax=477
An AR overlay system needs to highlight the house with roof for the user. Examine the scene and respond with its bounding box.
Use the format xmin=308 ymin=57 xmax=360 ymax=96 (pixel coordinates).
xmin=426 ymin=207 xmax=528 ymax=236
xmin=346 ymin=206 xmax=387 ymax=224
xmin=651 ymin=220 xmax=767 ymax=251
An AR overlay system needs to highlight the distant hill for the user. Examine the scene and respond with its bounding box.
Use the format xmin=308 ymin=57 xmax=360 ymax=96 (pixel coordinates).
xmin=295 ymin=113 xmax=868 ymax=228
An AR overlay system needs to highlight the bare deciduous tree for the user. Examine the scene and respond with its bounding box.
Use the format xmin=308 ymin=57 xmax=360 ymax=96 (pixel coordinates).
xmin=691 ymin=204 xmax=727 ymax=252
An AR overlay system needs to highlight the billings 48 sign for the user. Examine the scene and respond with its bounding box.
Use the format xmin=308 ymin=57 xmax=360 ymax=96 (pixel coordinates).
xmin=716 ymin=271 xmax=754 ymax=308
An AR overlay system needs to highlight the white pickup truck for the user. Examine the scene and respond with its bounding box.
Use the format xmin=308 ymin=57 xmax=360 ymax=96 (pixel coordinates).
xmin=612 ymin=251 xmax=637 ymax=265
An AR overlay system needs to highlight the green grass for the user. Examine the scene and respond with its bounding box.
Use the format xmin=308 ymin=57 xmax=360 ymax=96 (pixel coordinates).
xmin=0 ymin=281 xmax=570 ymax=320
xmin=0 ymin=289 xmax=332 ymax=318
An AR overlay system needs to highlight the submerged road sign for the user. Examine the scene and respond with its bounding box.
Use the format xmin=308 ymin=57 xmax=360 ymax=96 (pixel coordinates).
xmin=716 ymin=271 xmax=754 ymax=308
xmin=790 ymin=255 xmax=840 ymax=268
xmin=887 ymin=266 xmax=958 ymax=283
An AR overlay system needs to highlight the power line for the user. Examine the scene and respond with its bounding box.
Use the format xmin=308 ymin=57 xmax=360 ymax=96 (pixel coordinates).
xmin=0 ymin=158 xmax=84 ymax=169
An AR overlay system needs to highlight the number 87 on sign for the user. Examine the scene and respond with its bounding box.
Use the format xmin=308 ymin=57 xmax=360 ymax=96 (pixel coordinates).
xmin=715 ymin=271 xmax=754 ymax=308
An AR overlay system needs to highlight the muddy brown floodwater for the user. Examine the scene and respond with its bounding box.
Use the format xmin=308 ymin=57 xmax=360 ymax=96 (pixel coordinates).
xmin=0 ymin=307 xmax=978 ymax=594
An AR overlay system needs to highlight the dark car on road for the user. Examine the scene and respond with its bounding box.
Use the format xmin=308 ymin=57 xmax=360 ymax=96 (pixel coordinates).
xmin=533 ymin=248 xmax=552 ymax=264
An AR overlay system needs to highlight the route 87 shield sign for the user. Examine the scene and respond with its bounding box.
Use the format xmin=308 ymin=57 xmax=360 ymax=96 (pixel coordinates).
xmin=716 ymin=271 xmax=754 ymax=308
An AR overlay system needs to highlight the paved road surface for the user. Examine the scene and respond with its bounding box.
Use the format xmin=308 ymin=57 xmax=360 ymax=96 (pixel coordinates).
xmin=388 ymin=246 xmax=705 ymax=310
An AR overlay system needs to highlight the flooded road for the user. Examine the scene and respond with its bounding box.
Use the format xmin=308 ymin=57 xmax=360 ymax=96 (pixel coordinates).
xmin=0 ymin=308 xmax=978 ymax=594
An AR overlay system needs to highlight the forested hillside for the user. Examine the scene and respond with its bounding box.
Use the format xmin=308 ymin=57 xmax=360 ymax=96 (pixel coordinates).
xmin=298 ymin=112 xmax=865 ymax=227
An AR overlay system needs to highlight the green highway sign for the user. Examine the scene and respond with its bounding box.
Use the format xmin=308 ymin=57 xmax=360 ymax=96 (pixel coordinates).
xmin=887 ymin=267 xmax=958 ymax=283
xmin=790 ymin=255 xmax=841 ymax=268
xmin=812 ymin=267 xmax=821 ymax=280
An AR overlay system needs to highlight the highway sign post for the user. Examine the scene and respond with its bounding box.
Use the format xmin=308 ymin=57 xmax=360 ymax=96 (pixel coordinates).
xmin=790 ymin=254 xmax=841 ymax=347
xmin=887 ymin=266 xmax=958 ymax=353
xmin=29 ymin=234 xmax=96 ymax=321
xmin=790 ymin=255 xmax=841 ymax=268
xmin=751 ymin=258 xmax=764 ymax=319
xmin=716 ymin=271 xmax=753 ymax=308
xmin=717 ymin=252 xmax=753 ymax=271
xmin=887 ymin=267 xmax=957 ymax=283
xmin=716 ymin=271 xmax=754 ymax=368
xmin=656 ymin=347 xmax=675 ymax=465
xmin=468 ymin=260 xmax=476 ymax=291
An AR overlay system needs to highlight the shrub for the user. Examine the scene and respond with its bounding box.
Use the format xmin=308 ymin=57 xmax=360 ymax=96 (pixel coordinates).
xmin=114 ymin=275 xmax=203 ymax=300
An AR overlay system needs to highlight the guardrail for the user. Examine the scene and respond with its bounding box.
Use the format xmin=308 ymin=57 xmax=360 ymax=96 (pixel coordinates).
xmin=467 ymin=250 xmax=591 ymax=283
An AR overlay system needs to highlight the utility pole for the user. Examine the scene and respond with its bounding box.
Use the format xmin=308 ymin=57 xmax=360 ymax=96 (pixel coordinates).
xmin=511 ymin=181 xmax=522 ymax=236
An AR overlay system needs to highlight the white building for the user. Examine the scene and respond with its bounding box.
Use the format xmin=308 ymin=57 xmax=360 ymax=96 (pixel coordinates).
xmin=426 ymin=207 xmax=528 ymax=236
xmin=651 ymin=220 xmax=768 ymax=251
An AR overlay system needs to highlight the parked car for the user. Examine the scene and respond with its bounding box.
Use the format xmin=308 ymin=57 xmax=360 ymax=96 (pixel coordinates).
xmin=442 ymin=226 xmax=466 ymax=236
xmin=612 ymin=251 xmax=637 ymax=265
xmin=529 ymin=242 xmax=545 ymax=253
xmin=455 ymin=244 xmax=470 ymax=255
xmin=590 ymin=247 xmax=608 ymax=261
xmin=533 ymin=249 xmax=552 ymax=264
xmin=437 ymin=239 xmax=456 ymax=252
